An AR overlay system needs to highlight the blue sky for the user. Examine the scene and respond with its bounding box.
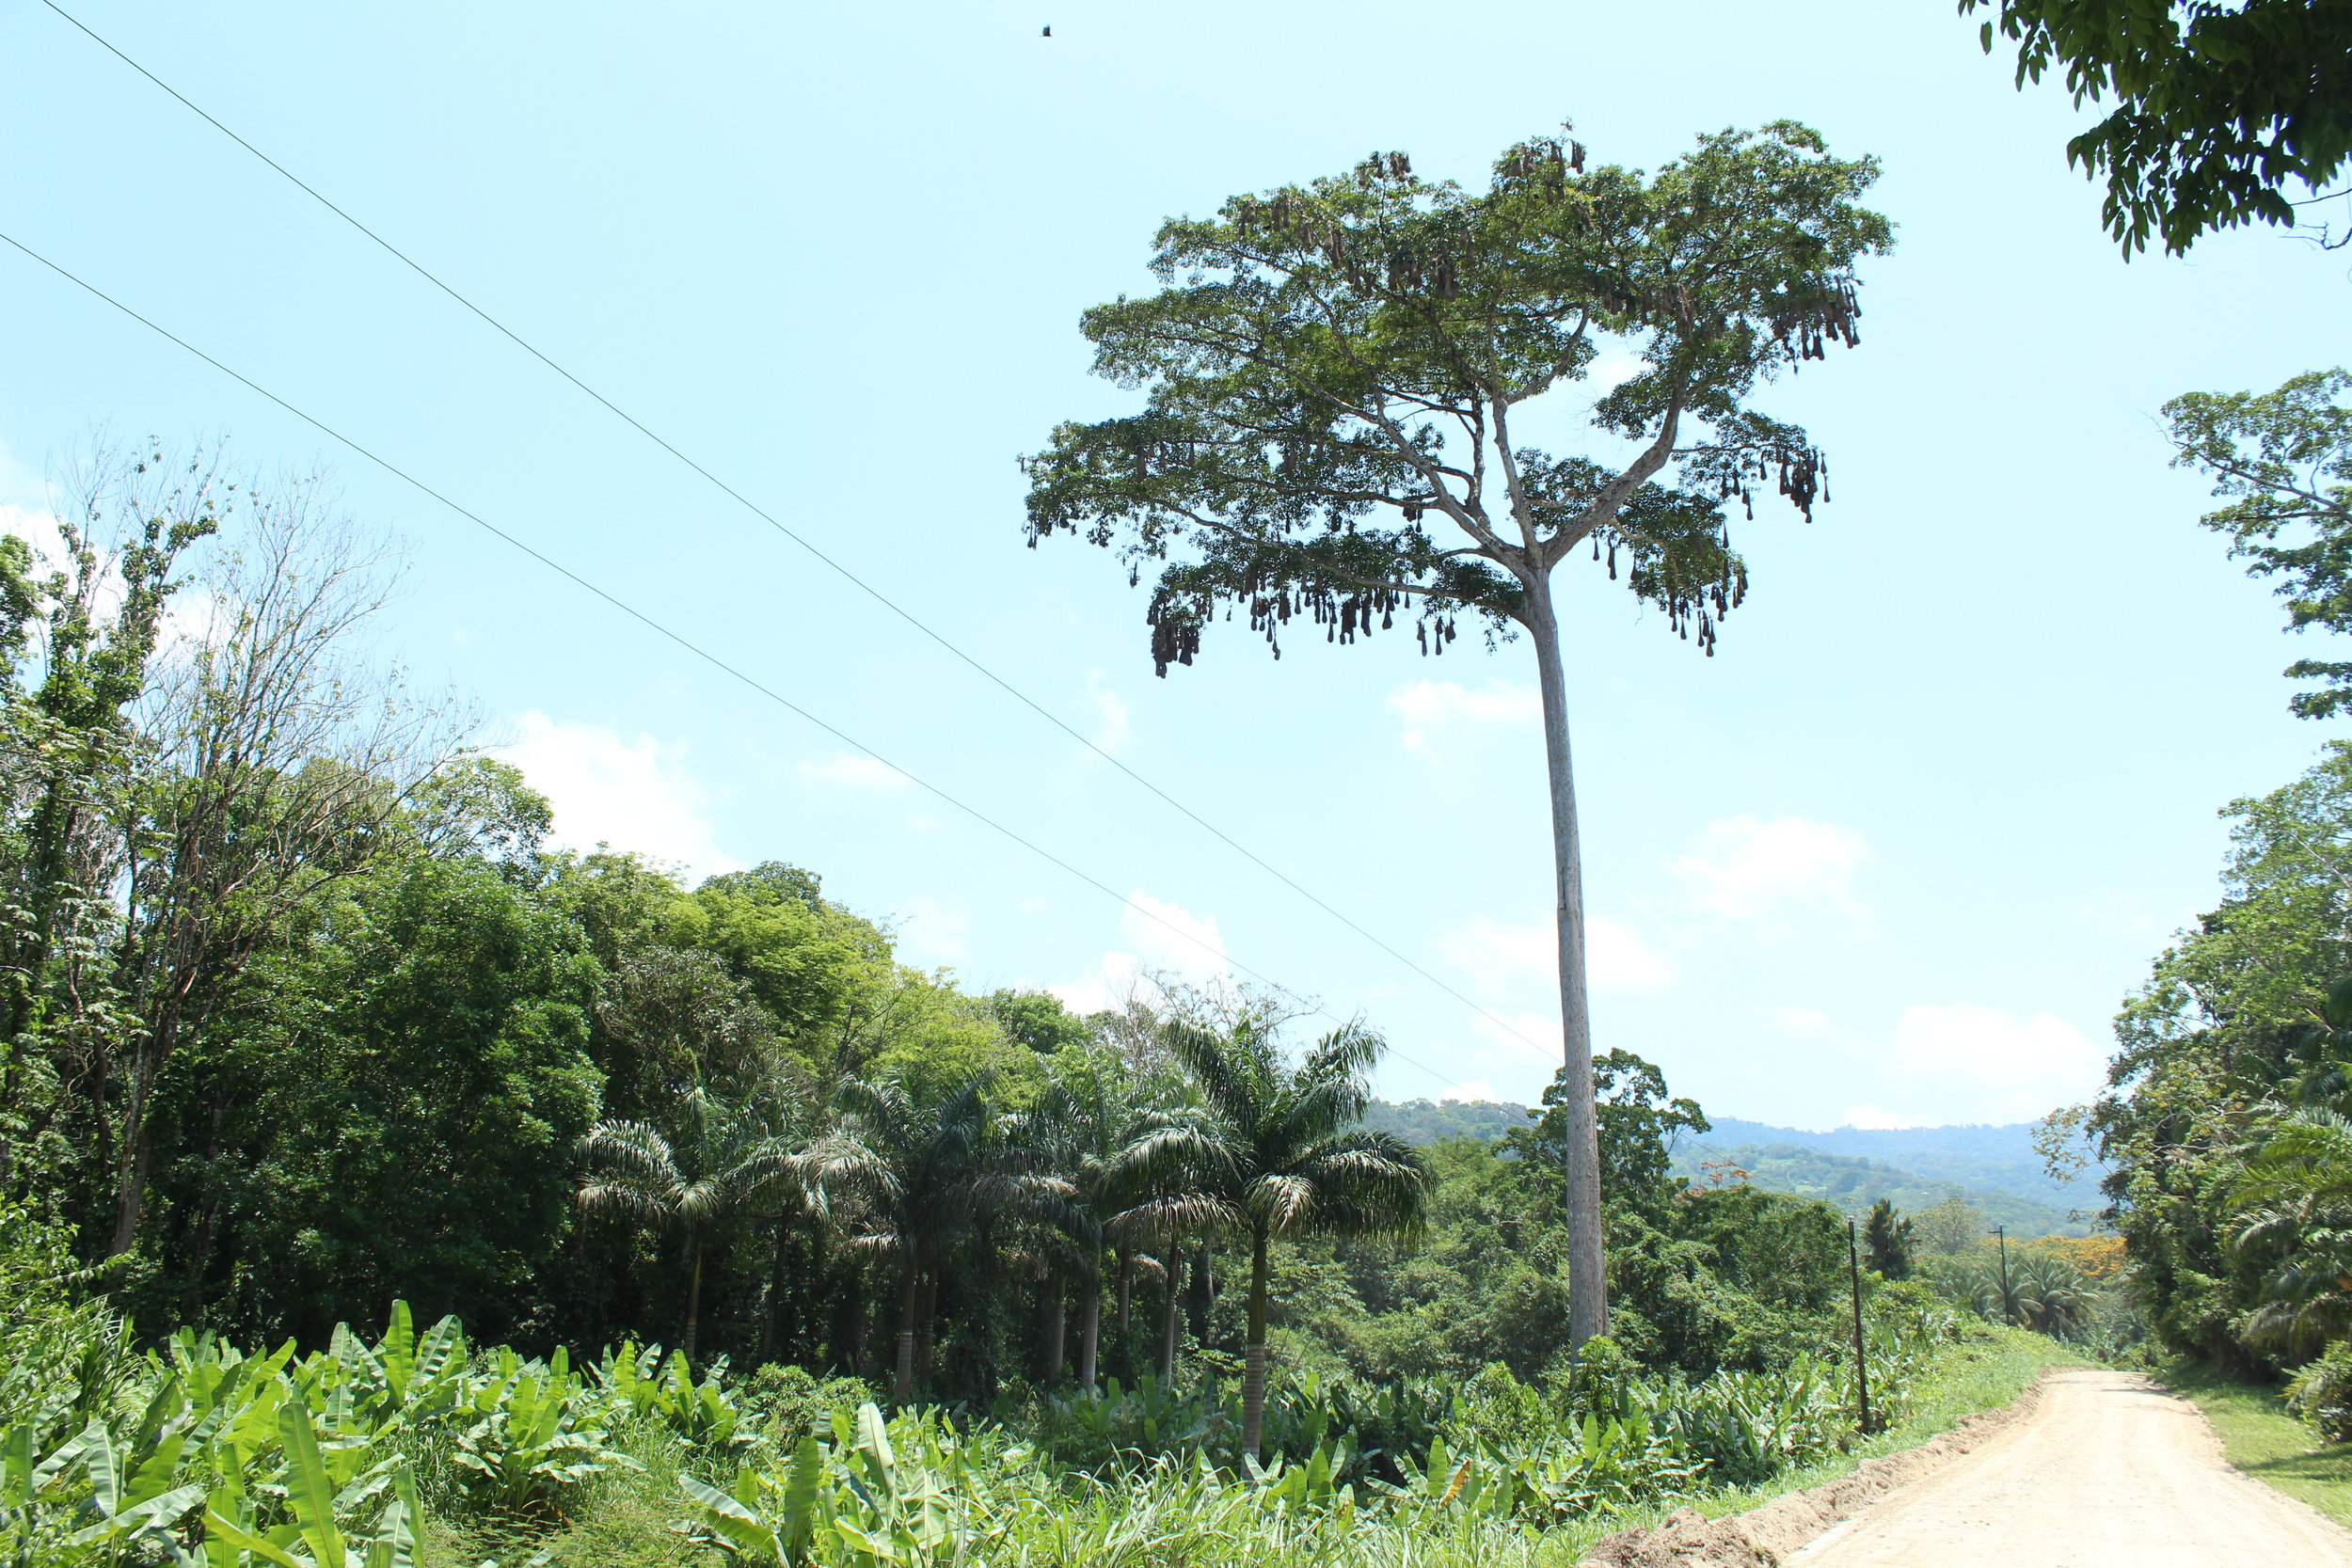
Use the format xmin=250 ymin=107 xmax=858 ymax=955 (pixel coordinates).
xmin=3 ymin=0 xmax=2343 ymax=1130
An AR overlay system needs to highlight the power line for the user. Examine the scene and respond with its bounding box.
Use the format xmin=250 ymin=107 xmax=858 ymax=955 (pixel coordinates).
xmin=32 ymin=0 xmax=1563 ymax=1075
xmin=0 ymin=229 xmax=1477 ymax=1100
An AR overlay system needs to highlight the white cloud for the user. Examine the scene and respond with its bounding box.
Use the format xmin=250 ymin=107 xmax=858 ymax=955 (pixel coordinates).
xmin=1841 ymin=1102 xmax=1930 ymax=1131
xmin=1772 ymin=1006 xmax=1831 ymax=1037
xmin=1472 ymin=1008 xmax=1562 ymax=1059
xmin=2074 ymin=894 xmax=2190 ymax=941
xmin=1440 ymin=1078 xmax=1499 ymax=1102
xmin=1087 ymin=673 xmax=1133 ymax=754
xmin=1124 ymin=889 xmax=1228 ymax=974
xmin=1592 ymin=918 xmax=1676 ymax=992
xmin=1387 ymin=679 xmax=1541 ymax=761
xmin=1887 ymin=1003 xmax=2108 ymax=1121
xmin=893 ymin=895 xmax=971 ymax=966
xmin=1050 ymin=890 xmax=1230 ymax=1014
xmin=1438 ymin=910 xmax=1673 ymax=998
xmin=1667 ymin=815 xmax=1871 ymax=937
xmin=499 ymin=711 xmax=739 ymax=876
xmin=0 ymin=502 xmax=50 ymax=544
xmin=796 ymin=752 xmax=912 ymax=792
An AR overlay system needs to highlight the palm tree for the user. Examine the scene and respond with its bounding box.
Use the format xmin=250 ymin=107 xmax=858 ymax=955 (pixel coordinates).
xmin=2234 ymin=1105 xmax=2352 ymax=1354
xmin=1150 ymin=1012 xmax=1432 ymax=1457
xmin=576 ymin=1085 xmax=804 ymax=1365
xmin=1010 ymin=1060 xmax=1163 ymax=1391
xmin=804 ymin=1072 xmax=1023 ymax=1403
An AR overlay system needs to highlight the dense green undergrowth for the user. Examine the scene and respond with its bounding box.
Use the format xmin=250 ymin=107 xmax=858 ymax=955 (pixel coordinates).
xmin=2160 ymin=1359 xmax=2352 ymax=1530
xmin=0 ymin=1291 xmax=2071 ymax=1568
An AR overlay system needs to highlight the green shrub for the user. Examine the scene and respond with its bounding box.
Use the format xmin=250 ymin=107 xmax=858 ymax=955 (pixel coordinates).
xmin=2288 ymin=1340 xmax=2352 ymax=1441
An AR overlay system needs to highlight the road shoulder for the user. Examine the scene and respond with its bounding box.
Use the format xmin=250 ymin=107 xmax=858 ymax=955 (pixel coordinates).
xmin=2162 ymin=1358 xmax=2352 ymax=1530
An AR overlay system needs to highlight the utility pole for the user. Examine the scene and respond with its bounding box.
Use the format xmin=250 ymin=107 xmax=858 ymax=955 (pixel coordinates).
xmin=1847 ymin=1219 xmax=1876 ymax=1434
xmin=1993 ymin=1224 xmax=2013 ymax=1326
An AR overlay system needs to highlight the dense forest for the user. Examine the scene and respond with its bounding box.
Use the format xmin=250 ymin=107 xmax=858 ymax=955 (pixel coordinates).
xmin=0 ymin=454 xmax=1885 ymax=1395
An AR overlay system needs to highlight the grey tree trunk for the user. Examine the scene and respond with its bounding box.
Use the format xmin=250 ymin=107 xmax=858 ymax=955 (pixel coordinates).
xmin=1238 ymin=1233 xmax=1271 ymax=1459
xmin=1522 ymin=578 xmax=1607 ymax=1347
xmin=1041 ymin=1278 xmax=1067 ymax=1384
xmin=1076 ymin=1275 xmax=1102 ymax=1391
xmin=893 ymin=1263 xmax=921 ymax=1403
xmin=1155 ymin=1253 xmax=1181 ymax=1381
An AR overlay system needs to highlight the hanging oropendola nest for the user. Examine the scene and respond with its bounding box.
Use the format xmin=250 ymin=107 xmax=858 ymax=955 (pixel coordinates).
xmin=1769 ymin=277 xmax=1863 ymax=363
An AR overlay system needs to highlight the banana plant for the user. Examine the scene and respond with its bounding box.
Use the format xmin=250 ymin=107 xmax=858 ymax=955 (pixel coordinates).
xmin=0 ymin=1407 xmax=208 ymax=1567
xmin=452 ymin=1350 xmax=634 ymax=1514
xmin=677 ymin=1436 xmax=825 ymax=1566
xmin=199 ymin=1397 xmax=417 ymax=1568
xmin=827 ymin=1402 xmax=954 ymax=1563
xmin=1238 ymin=1437 xmax=1355 ymax=1516
xmin=680 ymin=1403 xmax=972 ymax=1567
xmin=591 ymin=1342 xmax=744 ymax=1452
xmin=322 ymin=1305 xmax=468 ymax=1438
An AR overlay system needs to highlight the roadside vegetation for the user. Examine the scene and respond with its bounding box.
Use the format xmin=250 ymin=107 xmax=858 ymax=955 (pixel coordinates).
xmin=0 ymin=447 xmax=2088 ymax=1568
xmin=2160 ymin=1359 xmax=2352 ymax=1529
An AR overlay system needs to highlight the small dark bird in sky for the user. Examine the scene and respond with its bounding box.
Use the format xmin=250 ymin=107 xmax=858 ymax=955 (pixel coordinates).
xmin=1041 ymin=24 xmax=1051 ymax=36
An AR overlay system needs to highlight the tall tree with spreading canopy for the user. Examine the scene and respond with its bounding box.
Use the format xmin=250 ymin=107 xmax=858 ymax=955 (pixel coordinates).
xmin=1021 ymin=120 xmax=1888 ymax=1343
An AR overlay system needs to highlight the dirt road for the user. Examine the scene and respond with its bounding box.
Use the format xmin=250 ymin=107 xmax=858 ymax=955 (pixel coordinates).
xmin=1786 ymin=1368 xmax=2352 ymax=1566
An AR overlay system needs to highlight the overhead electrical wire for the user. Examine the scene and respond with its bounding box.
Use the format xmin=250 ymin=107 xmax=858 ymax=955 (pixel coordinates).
xmin=0 ymin=228 xmax=1490 ymax=1099
xmin=30 ymin=0 xmax=1565 ymax=1074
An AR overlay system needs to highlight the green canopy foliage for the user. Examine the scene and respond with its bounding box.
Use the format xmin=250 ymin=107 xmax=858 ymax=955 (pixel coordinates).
xmin=2089 ymin=744 xmax=2352 ymax=1370
xmin=1962 ymin=0 xmax=2352 ymax=255
xmin=2168 ymin=369 xmax=2352 ymax=718
xmin=1023 ymin=121 xmax=1889 ymax=671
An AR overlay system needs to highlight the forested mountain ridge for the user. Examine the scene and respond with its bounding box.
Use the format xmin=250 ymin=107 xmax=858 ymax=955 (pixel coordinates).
xmin=1692 ymin=1117 xmax=2095 ymax=1209
xmin=1666 ymin=1143 xmax=2085 ymax=1238
xmin=1365 ymin=1100 xmax=2093 ymax=1235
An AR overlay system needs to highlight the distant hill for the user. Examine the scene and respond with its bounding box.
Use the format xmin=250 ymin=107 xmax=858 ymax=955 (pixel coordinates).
xmin=1361 ymin=1098 xmax=1527 ymax=1145
xmin=1360 ymin=1100 xmax=2100 ymax=1239
xmin=1667 ymin=1142 xmax=2088 ymax=1238
xmin=1689 ymin=1117 xmax=2096 ymax=1212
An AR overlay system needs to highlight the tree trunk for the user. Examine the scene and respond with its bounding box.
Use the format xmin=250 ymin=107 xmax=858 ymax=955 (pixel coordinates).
xmin=894 ymin=1261 xmax=921 ymax=1403
xmin=682 ymin=1234 xmax=706 ymax=1367
xmin=181 ymin=1092 xmax=230 ymax=1322
xmin=1076 ymin=1273 xmax=1102 ymax=1392
xmin=1185 ymin=1245 xmax=1214 ymax=1345
xmin=1522 ymin=578 xmax=1607 ymax=1347
xmin=915 ymin=1275 xmax=939 ymax=1389
xmin=759 ymin=1213 xmax=796 ymax=1366
xmin=1040 ymin=1276 xmax=1067 ymax=1384
xmin=108 ymin=1037 xmax=169 ymax=1255
xmin=1239 ymin=1231 xmax=1271 ymax=1460
xmin=1155 ymin=1252 xmax=1180 ymax=1382
xmin=1114 ymin=1245 xmax=1135 ymax=1379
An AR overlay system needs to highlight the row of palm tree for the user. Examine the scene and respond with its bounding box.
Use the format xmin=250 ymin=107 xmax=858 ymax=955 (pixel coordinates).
xmin=571 ymin=1006 xmax=1434 ymax=1455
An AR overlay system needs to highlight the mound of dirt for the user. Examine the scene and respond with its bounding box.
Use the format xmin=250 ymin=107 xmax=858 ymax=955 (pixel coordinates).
xmin=1575 ymin=1374 xmax=2054 ymax=1568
